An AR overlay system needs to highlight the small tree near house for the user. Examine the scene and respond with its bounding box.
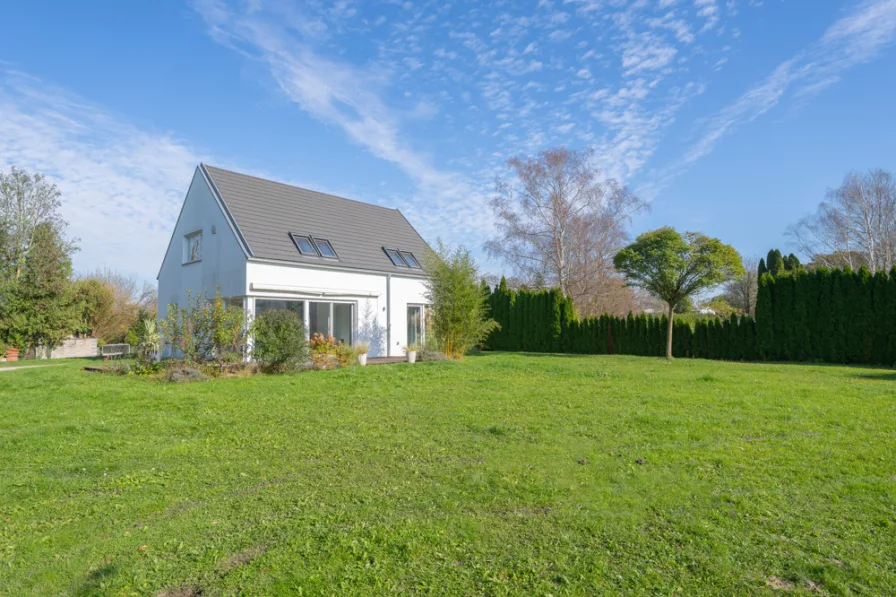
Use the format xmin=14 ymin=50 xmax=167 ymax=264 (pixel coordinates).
xmin=424 ymin=241 xmax=498 ymax=359
xmin=614 ymin=227 xmax=743 ymax=359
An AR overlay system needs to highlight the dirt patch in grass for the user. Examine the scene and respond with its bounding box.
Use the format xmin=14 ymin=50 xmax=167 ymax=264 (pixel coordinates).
xmin=766 ymin=576 xmax=794 ymax=590
xmin=219 ymin=545 xmax=265 ymax=572
xmin=156 ymin=587 xmax=202 ymax=597
xmin=162 ymin=500 xmax=197 ymax=517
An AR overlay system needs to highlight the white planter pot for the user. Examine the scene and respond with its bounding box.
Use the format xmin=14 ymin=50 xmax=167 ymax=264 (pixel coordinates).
xmin=407 ymin=351 xmax=417 ymax=364
xmin=358 ymin=353 xmax=368 ymax=366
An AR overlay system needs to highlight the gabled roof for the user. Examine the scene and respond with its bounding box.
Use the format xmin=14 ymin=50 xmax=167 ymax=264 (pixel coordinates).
xmin=202 ymin=164 xmax=431 ymax=276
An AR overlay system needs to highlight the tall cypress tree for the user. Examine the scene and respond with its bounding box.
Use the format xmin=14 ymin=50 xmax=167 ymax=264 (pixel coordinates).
xmin=775 ymin=274 xmax=794 ymax=360
xmin=758 ymin=258 xmax=768 ymax=277
xmin=828 ymin=269 xmax=845 ymax=363
xmin=813 ymin=268 xmax=831 ymax=362
xmin=871 ymin=271 xmax=888 ymax=364
xmin=755 ymin=274 xmax=775 ymax=359
xmin=743 ymin=316 xmax=757 ymax=361
xmin=766 ymin=249 xmax=785 ymax=277
xmin=854 ymin=267 xmax=873 ymax=363
xmin=887 ymin=268 xmax=896 ymax=365
xmin=728 ymin=313 xmax=741 ymax=360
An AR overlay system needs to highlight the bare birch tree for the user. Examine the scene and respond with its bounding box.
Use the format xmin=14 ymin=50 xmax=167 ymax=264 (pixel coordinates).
xmin=486 ymin=147 xmax=647 ymax=315
xmin=723 ymin=257 xmax=759 ymax=315
xmin=787 ymin=169 xmax=896 ymax=273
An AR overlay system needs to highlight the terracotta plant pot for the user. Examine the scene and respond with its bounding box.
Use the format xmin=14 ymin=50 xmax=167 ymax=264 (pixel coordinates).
xmin=358 ymin=353 xmax=368 ymax=366
xmin=5 ymin=347 xmax=19 ymax=362
xmin=407 ymin=350 xmax=417 ymax=364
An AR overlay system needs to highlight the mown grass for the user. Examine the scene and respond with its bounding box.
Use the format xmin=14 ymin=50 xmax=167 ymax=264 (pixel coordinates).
xmin=1 ymin=353 xmax=895 ymax=596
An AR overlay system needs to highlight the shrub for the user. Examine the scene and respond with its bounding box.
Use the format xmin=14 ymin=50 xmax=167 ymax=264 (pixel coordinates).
xmin=136 ymin=316 xmax=160 ymax=363
xmin=419 ymin=349 xmax=448 ymax=362
xmin=424 ymin=241 xmax=499 ymax=359
xmin=163 ymin=363 xmax=210 ymax=383
xmin=159 ymin=289 xmax=249 ymax=370
xmin=309 ymin=333 xmax=351 ymax=369
xmin=252 ymin=309 xmax=309 ymax=372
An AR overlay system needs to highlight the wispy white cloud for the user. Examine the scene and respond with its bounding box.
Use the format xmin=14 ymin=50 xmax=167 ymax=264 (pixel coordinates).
xmin=683 ymin=0 xmax=896 ymax=168
xmin=191 ymin=0 xmax=495 ymax=245
xmin=0 ymin=71 xmax=202 ymax=280
xmin=637 ymin=0 xmax=896 ymax=200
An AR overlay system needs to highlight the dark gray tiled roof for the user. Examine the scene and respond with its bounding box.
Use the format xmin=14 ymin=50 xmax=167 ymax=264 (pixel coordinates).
xmin=203 ymin=164 xmax=430 ymax=276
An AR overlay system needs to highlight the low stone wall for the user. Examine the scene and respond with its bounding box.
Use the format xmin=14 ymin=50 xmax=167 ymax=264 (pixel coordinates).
xmin=49 ymin=337 xmax=98 ymax=359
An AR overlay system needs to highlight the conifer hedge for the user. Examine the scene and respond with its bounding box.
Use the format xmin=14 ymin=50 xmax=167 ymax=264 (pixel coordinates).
xmin=754 ymin=266 xmax=896 ymax=365
xmin=485 ymin=278 xmax=757 ymax=360
xmin=486 ymin=266 xmax=896 ymax=365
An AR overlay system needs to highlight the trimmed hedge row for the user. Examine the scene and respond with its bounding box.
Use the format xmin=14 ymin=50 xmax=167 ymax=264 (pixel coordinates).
xmin=756 ymin=266 xmax=896 ymax=364
xmin=485 ymin=280 xmax=757 ymax=360
xmin=487 ymin=266 xmax=896 ymax=365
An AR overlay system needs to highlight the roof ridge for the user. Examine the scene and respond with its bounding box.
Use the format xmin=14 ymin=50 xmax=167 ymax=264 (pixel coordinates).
xmin=203 ymin=163 xmax=402 ymax=214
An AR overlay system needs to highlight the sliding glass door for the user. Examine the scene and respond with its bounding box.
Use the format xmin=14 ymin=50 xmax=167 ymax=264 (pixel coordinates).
xmin=333 ymin=303 xmax=353 ymax=346
xmin=309 ymin=301 xmax=354 ymax=345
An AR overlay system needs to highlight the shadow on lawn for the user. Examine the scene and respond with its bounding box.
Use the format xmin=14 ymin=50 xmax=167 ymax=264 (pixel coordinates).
xmin=77 ymin=563 xmax=118 ymax=596
xmin=851 ymin=371 xmax=896 ymax=381
xmin=472 ymin=351 xmax=585 ymax=359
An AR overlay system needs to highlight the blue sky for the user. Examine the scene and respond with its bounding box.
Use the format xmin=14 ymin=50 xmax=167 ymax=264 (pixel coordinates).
xmin=2 ymin=0 xmax=895 ymax=282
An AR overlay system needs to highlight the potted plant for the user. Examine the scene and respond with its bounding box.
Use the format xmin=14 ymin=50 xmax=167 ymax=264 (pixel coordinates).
xmin=404 ymin=343 xmax=421 ymax=364
xmin=356 ymin=341 xmax=370 ymax=366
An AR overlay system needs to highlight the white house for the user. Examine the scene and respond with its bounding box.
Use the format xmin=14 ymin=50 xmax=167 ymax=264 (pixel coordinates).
xmin=158 ymin=164 xmax=431 ymax=357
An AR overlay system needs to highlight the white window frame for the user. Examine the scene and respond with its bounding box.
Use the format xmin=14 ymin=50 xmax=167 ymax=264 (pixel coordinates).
xmin=183 ymin=229 xmax=203 ymax=264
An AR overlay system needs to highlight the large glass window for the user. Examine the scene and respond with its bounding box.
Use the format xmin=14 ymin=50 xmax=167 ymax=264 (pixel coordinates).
xmin=407 ymin=306 xmax=423 ymax=347
xmin=333 ymin=303 xmax=353 ymax=345
xmin=256 ymin=299 xmax=304 ymax=317
xmin=309 ymin=302 xmax=330 ymax=338
xmin=309 ymin=301 xmax=354 ymax=344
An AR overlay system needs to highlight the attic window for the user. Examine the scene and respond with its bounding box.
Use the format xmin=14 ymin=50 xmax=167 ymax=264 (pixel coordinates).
xmin=384 ymin=248 xmax=407 ymax=267
xmin=313 ymin=238 xmax=338 ymax=258
xmin=183 ymin=230 xmax=202 ymax=264
xmin=400 ymin=251 xmax=422 ymax=269
xmin=291 ymin=234 xmax=317 ymax=256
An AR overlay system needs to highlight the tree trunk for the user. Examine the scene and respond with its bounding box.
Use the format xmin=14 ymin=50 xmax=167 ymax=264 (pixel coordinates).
xmin=666 ymin=303 xmax=675 ymax=360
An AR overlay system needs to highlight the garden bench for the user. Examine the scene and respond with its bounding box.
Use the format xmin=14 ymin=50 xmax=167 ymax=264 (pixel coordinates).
xmin=101 ymin=344 xmax=130 ymax=360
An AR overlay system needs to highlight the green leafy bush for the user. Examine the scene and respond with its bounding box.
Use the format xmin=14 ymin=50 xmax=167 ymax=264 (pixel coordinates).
xmin=159 ymin=289 xmax=249 ymax=371
xmin=252 ymin=309 xmax=309 ymax=372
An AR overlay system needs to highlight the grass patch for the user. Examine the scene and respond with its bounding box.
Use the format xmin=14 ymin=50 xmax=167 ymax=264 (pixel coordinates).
xmin=1 ymin=353 xmax=895 ymax=595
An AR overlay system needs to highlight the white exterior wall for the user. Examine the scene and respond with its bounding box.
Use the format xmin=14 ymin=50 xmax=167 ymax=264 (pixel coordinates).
xmin=246 ymin=260 xmax=428 ymax=357
xmin=157 ymin=168 xmax=248 ymax=318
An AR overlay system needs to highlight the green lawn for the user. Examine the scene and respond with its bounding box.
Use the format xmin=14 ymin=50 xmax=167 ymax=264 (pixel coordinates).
xmin=1 ymin=354 xmax=895 ymax=596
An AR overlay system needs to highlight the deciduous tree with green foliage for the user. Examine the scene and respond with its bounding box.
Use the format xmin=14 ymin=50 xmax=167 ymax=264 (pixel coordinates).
xmin=0 ymin=222 xmax=78 ymax=352
xmin=0 ymin=167 xmax=79 ymax=351
xmin=424 ymin=241 xmax=499 ymax=359
xmin=613 ymin=227 xmax=744 ymax=359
